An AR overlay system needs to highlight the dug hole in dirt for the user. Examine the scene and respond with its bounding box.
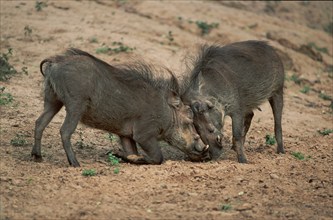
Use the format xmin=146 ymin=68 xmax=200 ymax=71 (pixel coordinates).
xmin=0 ymin=1 xmax=332 ymax=219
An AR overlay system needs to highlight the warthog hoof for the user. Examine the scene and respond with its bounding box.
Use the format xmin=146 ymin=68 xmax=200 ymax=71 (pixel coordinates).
xmin=68 ymin=158 xmax=80 ymax=167
xmin=237 ymin=155 xmax=248 ymax=163
xmin=277 ymin=147 xmax=285 ymax=154
xmin=31 ymin=154 xmax=43 ymax=162
xmin=126 ymin=154 xmax=149 ymax=164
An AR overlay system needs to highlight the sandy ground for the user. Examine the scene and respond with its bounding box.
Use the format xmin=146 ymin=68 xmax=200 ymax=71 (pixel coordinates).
xmin=0 ymin=1 xmax=332 ymax=219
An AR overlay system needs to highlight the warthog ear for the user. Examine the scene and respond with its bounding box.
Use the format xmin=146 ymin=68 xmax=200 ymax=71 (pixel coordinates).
xmin=168 ymin=91 xmax=181 ymax=109
xmin=205 ymin=100 xmax=214 ymax=109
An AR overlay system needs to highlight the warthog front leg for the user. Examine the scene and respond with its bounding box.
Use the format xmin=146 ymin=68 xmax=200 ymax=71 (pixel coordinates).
xmin=231 ymin=111 xmax=255 ymax=163
xmin=231 ymin=113 xmax=247 ymax=163
xmin=115 ymin=137 xmax=149 ymax=164
xmin=132 ymin=136 xmax=163 ymax=164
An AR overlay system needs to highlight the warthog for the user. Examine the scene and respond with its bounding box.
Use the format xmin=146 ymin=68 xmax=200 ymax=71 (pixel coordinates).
xmin=32 ymin=48 xmax=210 ymax=167
xmin=182 ymin=40 xmax=285 ymax=163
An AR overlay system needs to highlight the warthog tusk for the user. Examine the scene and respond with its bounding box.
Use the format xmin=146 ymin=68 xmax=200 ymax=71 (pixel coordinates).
xmin=195 ymin=144 xmax=210 ymax=152
xmin=217 ymin=135 xmax=221 ymax=142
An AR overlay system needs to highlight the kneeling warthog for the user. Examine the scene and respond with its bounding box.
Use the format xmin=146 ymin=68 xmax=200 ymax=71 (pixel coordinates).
xmin=182 ymin=41 xmax=285 ymax=163
xmin=32 ymin=48 xmax=209 ymax=167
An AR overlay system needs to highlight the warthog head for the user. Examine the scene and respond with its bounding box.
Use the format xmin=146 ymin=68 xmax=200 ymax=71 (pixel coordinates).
xmin=165 ymin=91 xmax=211 ymax=162
xmin=190 ymin=99 xmax=224 ymax=159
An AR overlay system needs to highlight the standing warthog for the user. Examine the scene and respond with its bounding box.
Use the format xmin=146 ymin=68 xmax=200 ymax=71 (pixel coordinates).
xmin=32 ymin=48 xmax=210 ymax=167
xmin=182 ymin=41 xmax=285 ymax=163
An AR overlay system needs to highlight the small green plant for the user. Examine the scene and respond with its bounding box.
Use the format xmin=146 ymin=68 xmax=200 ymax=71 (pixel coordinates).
xmin=300 ymin=85 xmax=310 ymax=94
xmin=116 ymin=0 xmax=127 ymax=5
xmin=107 ymin=133 xmax=117 ymax=142
xmin=325 ymin=65 xmax=333 ymax=77
xmin=108 ymin=152 xmax=121 ymax=174
xmin=0 ymin=87 xmax=14 ymax=105
xmin=96 ymin=46 xmax=110 ymax=54
xmin=308 ymin=42 xmax=329 ymax=55
xmin=24 ymin=25 xmax=32 ymax=37
xmin=323 ymin=22 xmax=333 ymax=36
xmin=265 ymin=134 xmax=276 ymax=145
xmin=166 ymin=31 xmax=174 ymax=42
xmin=113 ymin=167 xmax=120 ymax=174
xmin=0 ymin=48 xmax=18 ymax=81
xmin=264 ymin=1 xmax=277 ymax=13
xmin=291 ymin=151 xmax=307 ymax=160
xmin=75 ymin=131 xmax=87 ymax=148
xmin=195 ymin=20 xmax=219 ymax=35
xmin=89 ymin=37 xmax=98 ymax=43
xmin=111 ymin=42 xmax=135 ymax=53
xmin=318 ymin=128 xmax=333 ymax=136
xmin=319 ymin=92 xmax=332 ymax=101
xmin=300 ymin=1 xmax=309 ymax=6
xmin=82 ymin=169 xmax=97 ymax=176
xmin=10 ymin=134 xmax=28 ymax=147
xmin=326 ymin=65 xmax=333 ymax=72
xmin=21 ymin=66 xmax=28 ymax=75
xmin=108 ymin=153 xmax=120 ymax=166
xmin=27 ymin=178 xmax=34 ymax=184
xmin=96 ymin=42 xmax=135 ymax=55
xmin=35 ymin=1 xmax=47 ymax=11
xmin=221 ymin=204 xmax=232 ymax=211
xmin=289 ymin=74 xmax=301 ymax=85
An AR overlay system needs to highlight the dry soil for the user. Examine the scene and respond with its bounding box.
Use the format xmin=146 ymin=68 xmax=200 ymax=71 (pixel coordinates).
xmin=0 ymin=1 xmax=332 ymax=219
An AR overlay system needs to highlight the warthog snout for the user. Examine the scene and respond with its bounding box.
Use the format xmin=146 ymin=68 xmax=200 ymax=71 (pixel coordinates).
xmin=190 ymin=141 xmax=211 ymax=161
xmin=167 ymin=104 xmax=211 ymax=162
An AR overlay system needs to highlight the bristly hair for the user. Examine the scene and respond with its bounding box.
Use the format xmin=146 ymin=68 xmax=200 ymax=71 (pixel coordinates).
xmin=69 ymin=48 xmax=179 ymax=94
xmin=116 ymin=61 xmax=180 ymax=95
xmin=181 ymin=44 xmax=218 ymax=95
xmin=41 ymin=48 xmax=180 ymax=94
xmin=181 ymin=41 xmax=270 ymax=95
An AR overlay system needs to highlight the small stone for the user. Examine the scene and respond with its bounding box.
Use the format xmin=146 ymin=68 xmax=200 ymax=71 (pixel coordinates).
xmin=12 ymin=179 xmax=22 ymax=186
xmin=188 ymin=192 xmax=198 ymax=197
xmin=238 ymin=191 xmax=244 ymax=196
xmin=270 ymin=173 xmax=279 ymax=179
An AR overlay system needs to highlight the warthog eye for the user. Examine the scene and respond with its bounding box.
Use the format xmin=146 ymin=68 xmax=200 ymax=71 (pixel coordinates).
xmin=208 ymin=125 xmax=215 ymax=133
